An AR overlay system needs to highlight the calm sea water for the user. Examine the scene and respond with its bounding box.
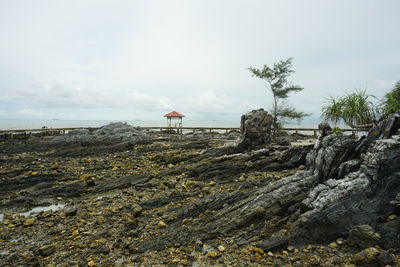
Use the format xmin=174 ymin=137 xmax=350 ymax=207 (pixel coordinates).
xmin=0 ymin=119 xmax=242 ymax=130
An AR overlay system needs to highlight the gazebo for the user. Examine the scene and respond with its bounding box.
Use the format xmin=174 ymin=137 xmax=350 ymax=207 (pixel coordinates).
xmin=164 ymin=111 xmax=185 ymax=133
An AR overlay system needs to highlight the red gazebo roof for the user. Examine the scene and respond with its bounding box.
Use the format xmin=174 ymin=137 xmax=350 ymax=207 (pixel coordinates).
xmin=163 ymin=111 xmax=185 ymax=118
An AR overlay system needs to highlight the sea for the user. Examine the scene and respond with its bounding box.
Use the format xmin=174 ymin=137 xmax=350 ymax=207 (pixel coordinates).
xmin=0 ymin=119 xmax=241 ymax=130
xmin=0 ymin=119 xmax=321 ymax=131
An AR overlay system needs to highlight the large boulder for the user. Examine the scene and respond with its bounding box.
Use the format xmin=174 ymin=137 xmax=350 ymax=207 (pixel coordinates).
xmin=48 ymin=122 xmax=149 ymax=155
xmin=237 ymin=109 xmax=273 ymax=150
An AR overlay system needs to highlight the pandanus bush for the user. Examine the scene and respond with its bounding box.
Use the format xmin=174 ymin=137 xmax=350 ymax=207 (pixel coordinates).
xmin=381 ymin=81 xmax=400 ymax=117
xmin=322 ymin=90 xmax=377 ymax=128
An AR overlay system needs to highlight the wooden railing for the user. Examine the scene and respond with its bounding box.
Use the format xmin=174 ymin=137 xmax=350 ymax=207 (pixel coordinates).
xmin=0 ymin=126 xmax=369 ymax=139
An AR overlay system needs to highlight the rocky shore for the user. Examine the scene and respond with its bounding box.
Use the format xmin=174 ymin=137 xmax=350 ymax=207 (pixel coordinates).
xmin=0 ymin=112 xmax=399 ymax=266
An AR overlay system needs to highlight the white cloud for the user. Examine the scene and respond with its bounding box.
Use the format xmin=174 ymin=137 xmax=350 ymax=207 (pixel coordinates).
xmin=17 ymin=109 xmax=44 ymax=117
xmin=125 ymin=91 xmax=173 ymax=111
xmin=183 ymin=90 xmax=228 ymax=113
xmin=0 ymin=0 xmax=399 ymax=121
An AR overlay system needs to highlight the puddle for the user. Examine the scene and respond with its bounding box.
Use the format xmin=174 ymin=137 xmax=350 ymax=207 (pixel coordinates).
xmin=20 ymin=204 xmax=65 ymax=217
xmin=0 ymin=204 xmax=65 ymax=222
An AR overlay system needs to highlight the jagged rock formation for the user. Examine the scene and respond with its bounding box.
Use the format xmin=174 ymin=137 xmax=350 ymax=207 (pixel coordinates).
xmin=49 ymin=122 xmax=149 ymax=156
xmin=1 ymin=113 xmax=400 ymax=265
xmin=237 ymin=109 xmax=273 ymax=150
xmin=134 ymin=112 xmax=400 ymax=255
xmin=50 ymin=122 xmax=147 ymax=146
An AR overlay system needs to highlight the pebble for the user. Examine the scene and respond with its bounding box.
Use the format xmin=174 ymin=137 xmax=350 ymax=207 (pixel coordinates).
xmin=23 ymin=218 xmax=36 ymax=226
xmin=207 ymin=251 xmax=221 ymax=258
xmin=217 ymin=245 xmax=226 ymax=252
xmin=65 ymin=209 xmax=78 ymax=217
xmin=157 ymin=221 xmax=167 ymax=228
xmin=38 ymin=244 xmax=55 ymax=256
xmin=329 ymin=242 xmax=337 ymax=248
xmin=80 ymin=174 xmax=94 ymax=180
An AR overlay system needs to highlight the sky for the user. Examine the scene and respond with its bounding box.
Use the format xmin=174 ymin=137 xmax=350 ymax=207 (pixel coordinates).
xmin=0 ymin=0 xmax=399 ymax=123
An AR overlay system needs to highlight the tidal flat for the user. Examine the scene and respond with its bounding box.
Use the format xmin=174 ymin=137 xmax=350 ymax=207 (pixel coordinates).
xmin=0 ymin=122 xmax=399 ymax=266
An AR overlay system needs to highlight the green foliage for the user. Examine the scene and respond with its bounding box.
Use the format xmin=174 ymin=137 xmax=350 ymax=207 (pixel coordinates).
xmin=332 ymin=126 xmax=344 ymax=134
xmin=381 ymin=80 xmax=400 ymax=117
xmin=248 ymin=58 xmax=309 ymax=132
xmin=321 ymin=90 xmax=377 ymax=127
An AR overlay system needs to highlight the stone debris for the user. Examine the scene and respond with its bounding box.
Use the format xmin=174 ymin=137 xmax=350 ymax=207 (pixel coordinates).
xmin=0 ymin=114 xmax=399 ymax=266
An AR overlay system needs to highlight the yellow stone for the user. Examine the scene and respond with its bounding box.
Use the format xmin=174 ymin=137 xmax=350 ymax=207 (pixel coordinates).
xmin=207 ymin=251 xmax=220 ymax=258
xmin=209 ymin=181 xmax=217 ymax=186
xmin=185 ymin=180 xmax=195 ymax=187
xmin=253 ymin=247 xmax=264 ymax=255
xmin=157 ymin=221 xmax=167 ymax=228
xmin=329 ymin=242 xmax=337 ymax=248
xmin=217 ymin=245 xmax=226 ymax=252
xmin=23 ymin=218 xmax=36 ymax=226
xmin=388 ymin=214 xmax=397 ymax=221
xmin=31 ymin=172 xmax=38 ymax=176
xmin=80 ymin=174 xmax=94 ymax=180
xmin=87 ymin=260 xmax=95 ymax=266
xmin=46 ymin=222 xmax=55 ymax=227
xmin=267 ymin=251 xmax=274 ymax=256
xmin=72 ymin=230 xmax=79 ymax=236
xmin=171 ymin=258 xmax=179 ymax=263
xmin=112 ymin=167 xmax=118 ymax=171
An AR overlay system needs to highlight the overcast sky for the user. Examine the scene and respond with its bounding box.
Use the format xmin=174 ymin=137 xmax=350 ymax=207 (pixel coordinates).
xmin=0 ymin=0 xmax=399 ymax=122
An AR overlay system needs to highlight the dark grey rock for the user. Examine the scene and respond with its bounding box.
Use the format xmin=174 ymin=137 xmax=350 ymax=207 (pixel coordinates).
xmin=65 ymin=209 xmax=78 ymax=216
xmin=367 ymin=111 xmax=400 ymax=142
xmin=318 ymin=121 xmax=332 ymax=137
xmin=237 ymin=108 xmax=273 ymax=150
xmin=133 ymin=112 xmax=400 ymax=253
xmin=348 ymin=225 xmax=381 ymax=248
xmin=37 ymin=244 xmax=56 ymax=256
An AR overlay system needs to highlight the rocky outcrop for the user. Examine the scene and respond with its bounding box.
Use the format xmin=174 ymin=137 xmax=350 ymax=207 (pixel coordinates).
xmin=51 ymin=122 xmax=147 ymax=146
xmin=49 ymin=122 xmax=149 ymax=156
xmin=134 ymin=112 xmax=400 ymax=254
xmin=2 ymin=113 xmax=400 ymax=265
xmin=237 ymin=109 xmax=273 ymax=150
